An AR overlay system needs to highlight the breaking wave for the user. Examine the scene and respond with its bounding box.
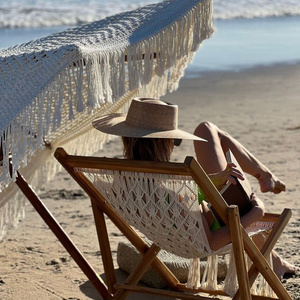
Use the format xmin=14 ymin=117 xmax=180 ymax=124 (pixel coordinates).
xmin=0 ymin=0 xmax=299 ymax=29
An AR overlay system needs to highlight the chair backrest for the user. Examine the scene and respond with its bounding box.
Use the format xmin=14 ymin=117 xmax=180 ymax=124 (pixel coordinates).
xmin=81 ymin=167 xmax=212 ymax=259
xmin=58 ymin=150 xmax=234 ymax=261
xmin=54 ymin=147 xmax=235 ymax=256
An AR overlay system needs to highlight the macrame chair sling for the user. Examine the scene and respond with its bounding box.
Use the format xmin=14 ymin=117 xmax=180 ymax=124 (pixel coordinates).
xmin=40 ymin=147 xmax=292 ymax=300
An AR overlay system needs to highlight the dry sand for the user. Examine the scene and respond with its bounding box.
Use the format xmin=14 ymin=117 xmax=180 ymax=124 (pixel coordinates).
xmin=0 ymin=63 xmax=299 ymax=299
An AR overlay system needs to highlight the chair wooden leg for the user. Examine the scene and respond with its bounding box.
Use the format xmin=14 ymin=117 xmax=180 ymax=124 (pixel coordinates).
xmin=228 ymin=205 xmax=252 ymax=300
xmin=113 ymin=244 xmax=161 ymax=300
xmin=242 ymin=230 xmax=292 ymax=300
xmin=91 ymin=199 xmax=117 ymax=294
xmin=15 ymin=172 xmax=112 ymax=300
xmin=233 ymin=209 xmax=292 ymax=300
xmin=248 ymin=209 xmax=292 ymax=285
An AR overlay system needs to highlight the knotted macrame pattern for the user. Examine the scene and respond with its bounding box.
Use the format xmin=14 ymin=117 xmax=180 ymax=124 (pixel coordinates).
xmin=86 ymin=169 xmax=212 ymax=259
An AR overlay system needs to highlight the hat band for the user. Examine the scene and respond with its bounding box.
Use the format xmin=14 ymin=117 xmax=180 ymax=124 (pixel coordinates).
xmin=125 ymin=98 xmax=178 ymax=131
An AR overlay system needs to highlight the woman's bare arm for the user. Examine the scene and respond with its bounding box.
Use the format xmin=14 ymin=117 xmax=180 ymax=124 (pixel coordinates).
xmin=202 ymin=194 xmax=265 ymax=251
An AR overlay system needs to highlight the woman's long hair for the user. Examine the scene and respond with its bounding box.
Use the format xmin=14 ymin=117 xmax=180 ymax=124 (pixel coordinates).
xmin=122 ymin=137 xmax=173 ymax=162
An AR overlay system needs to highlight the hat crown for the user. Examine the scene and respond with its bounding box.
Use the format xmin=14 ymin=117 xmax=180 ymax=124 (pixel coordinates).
xmin=125 ymin=98 xmax=178 ymax=131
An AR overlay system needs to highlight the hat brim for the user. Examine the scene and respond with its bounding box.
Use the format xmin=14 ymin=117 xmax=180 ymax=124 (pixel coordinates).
xmin=92 ymin=113 xmax=207 ymax=142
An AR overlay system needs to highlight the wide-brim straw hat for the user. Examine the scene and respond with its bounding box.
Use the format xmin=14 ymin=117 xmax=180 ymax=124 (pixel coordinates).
xmin=92 ymin=98 xmax=207 ymax=142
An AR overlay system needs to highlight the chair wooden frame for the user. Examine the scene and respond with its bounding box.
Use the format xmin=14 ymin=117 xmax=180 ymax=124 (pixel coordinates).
xmin=15 ymin=147 xmax=293 ymax=300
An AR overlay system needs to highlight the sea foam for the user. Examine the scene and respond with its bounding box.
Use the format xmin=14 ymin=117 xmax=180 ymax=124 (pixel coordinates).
xmin=0 ymin=0 xmax=299 ymax=29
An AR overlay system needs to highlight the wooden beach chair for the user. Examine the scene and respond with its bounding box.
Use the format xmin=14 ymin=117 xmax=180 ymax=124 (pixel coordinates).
xmin=15 ymin=147 xmax=293 ymax=300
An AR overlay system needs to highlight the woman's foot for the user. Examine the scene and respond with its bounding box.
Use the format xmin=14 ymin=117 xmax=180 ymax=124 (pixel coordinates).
xmin=273 ymin=252 xmax=299 ymax=279
xmin=255 ymin=172 xmax=286 ymax=194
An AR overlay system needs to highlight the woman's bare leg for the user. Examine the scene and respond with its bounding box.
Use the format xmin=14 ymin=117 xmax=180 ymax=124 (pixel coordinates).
xmin=252 ymin=233 xmax=299 ymax=279
xmin=193 ymin=122 xmax=228 ymax=173
xmin=193 ymin=121 xmax=286 ymax=194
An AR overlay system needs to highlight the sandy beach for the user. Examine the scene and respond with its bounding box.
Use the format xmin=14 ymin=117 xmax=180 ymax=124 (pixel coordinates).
xmin=0 ymin=63 xmax=299 ymax=299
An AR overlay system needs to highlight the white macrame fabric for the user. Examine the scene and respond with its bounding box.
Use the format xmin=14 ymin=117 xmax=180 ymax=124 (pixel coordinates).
xmin=81 ymin=167 xmax=275 ymax=296
xmin=0 ymin=0 xmax=214 ymax=240
xmin=89 ymin=170 xmax=212 ymax=259
xmin=84 ymin=168 xmax=219 ymax=289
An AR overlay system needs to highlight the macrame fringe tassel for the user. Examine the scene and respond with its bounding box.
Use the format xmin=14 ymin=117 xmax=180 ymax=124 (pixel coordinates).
xmin=223 ymin=249 xmax=239 ymax=297
xmin=0 ymin=93 xmax=134 ymax=241
xmin=201 ymin=255 xmax=218 ymax=290
xmin=187 ymin=258 xmax=201 ymax=289
xmin=0 ymin=189 xmax=26 ymax=241
xmin=186 ymin=255 xmax=219 ymax=289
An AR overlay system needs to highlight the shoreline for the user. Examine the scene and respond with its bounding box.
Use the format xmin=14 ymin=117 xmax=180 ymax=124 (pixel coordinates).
xmin=186 ymin=60 xmax=300 ymax=78
xmin=0 ymin=62 xmax=299 ymax=299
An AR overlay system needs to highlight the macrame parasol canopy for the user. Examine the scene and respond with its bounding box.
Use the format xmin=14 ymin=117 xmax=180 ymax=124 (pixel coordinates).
xmin=0 ymin=0 xmax=214 ymax=240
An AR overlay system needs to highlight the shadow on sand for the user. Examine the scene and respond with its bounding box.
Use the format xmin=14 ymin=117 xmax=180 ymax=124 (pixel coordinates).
xmin=79 ymin=268 xmax=175 ymax=300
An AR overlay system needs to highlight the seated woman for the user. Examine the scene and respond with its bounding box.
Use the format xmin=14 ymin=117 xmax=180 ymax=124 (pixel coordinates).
xmin=93 ymin=97 xmax=298 ymax=279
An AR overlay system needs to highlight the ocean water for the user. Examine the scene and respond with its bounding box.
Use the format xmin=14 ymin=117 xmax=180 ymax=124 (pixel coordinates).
xmin=1 ymin=0 xmax=300 ymax=72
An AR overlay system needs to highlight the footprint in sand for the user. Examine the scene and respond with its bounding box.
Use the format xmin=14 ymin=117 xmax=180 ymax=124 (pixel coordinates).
xmin=46 ymin=259 xmax=61 ymax=273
